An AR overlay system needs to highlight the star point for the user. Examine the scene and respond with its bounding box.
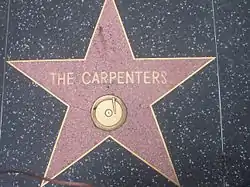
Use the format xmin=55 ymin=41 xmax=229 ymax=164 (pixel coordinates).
xmin=7 ymin=0 xmax=215 ymax=186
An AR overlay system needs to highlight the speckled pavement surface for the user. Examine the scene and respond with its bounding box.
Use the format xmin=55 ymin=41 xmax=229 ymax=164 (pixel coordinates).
xmin=0 ymin=0 xmax=249 ymax=187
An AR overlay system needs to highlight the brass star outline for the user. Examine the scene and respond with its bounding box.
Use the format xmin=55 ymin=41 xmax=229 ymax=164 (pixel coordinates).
xmin=7 ymin=0 xmax=215 ymax=186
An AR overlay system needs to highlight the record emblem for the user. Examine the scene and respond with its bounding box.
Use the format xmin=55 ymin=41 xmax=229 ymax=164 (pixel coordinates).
xmin=91 ymin=95 xmax=127 ymax=131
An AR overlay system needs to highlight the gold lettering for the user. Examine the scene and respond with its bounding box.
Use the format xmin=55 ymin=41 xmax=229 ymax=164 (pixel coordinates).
xmin=50 ymin=72 xmax=56 ymax=85
xmin=143 ymin=71 xmax=151 ymax=84
xmin=50 ymin=71 xmax=168 ymax=85
xmin=134 ymin=71 xmax=143 ymax=84
xmin=109 ymin=72 xmax=117 ymax=84
xmin=117 ymin=72 xmax=124 ymax=84
xmin=161 ymin=71 xmax=167 ymax=84
xmin=152 ymin=71 xmax=160 ymax=84
xmin=92 ymin=72 xmax=100 ymax=84
xmin=57 ymin=73 xmax=66 ymax=85
xmin=100 ymin=72 xmax=108 ymax=84
xmin=82 ymin=72 xmax=91 ymax=84
xmin=125 ymin=71 xmax=134 ymax=84
xmin=67 ymin=72 xmax=74 ymax=85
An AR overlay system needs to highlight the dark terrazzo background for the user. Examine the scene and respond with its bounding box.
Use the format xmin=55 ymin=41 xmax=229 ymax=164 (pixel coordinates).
xmin=215 ymin=0 xmax=250 ymax=186
xmin=7 ymin=0 xmax=102 ymax=60
xmin=116 ymin=0 xmax=216 ymax=58
xmin=153 ymin=61 xmax=223 ymax=187
xmin=46 ymin=138 xmax=177 ymax=187
xmin=0 ymin=64 xmax=67 ymax=187
xmin=0 ymin=0 xmax=8 ymax=121
xmin=0 ymin=0 xmax=249 ymax=187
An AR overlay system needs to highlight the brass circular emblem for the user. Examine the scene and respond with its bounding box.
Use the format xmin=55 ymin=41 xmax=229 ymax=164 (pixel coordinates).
xmin=91 ymin=95 xmax=127 ymax=131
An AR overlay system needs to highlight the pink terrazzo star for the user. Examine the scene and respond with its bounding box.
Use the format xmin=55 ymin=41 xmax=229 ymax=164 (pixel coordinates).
xmin=8 ymin=0 xmax=214 ymax=186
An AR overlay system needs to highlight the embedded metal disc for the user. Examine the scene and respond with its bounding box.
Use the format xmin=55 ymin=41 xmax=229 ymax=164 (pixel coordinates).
xmin=91 ymin=95 xmax=127 ymax=131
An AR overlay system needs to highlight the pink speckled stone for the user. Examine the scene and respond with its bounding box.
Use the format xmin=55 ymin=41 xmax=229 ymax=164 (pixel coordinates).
xmin=9 ymin=0 xmax=214 ymax=185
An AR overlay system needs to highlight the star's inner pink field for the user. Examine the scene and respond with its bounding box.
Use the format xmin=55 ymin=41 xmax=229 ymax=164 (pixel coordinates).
xmin=8 ymin=0 xmax=214 ymax=186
